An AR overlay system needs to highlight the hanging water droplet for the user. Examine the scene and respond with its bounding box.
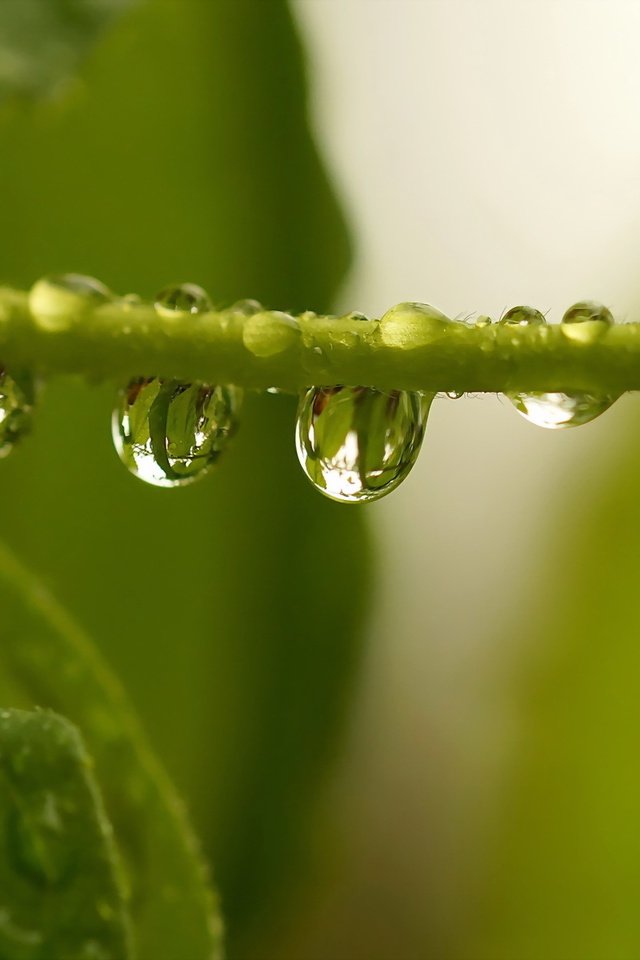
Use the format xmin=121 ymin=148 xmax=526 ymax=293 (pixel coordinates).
xmin=154 ymin=283 xmax=212 ymax=317
xmin=500 ymin=305 xmax=546 ymax=327
xmin=0 ymin=369 xmax=35 ymax=457
xmin=561 ymin=300 xmax=614 ymax=344
xmin=503 ymin=304 xmax=616 ymax=427
xmin=445 ymin=391 xmax=464 ymax=400
xmin=507 ymin=392 xmax=614 ymax=429
xmin=295 ymin=386 xmax=430 ymax=503
xmin=29 ymin=274 xmax=113 ymax=332
xmin=112 ymin=378 xmax=242 ymax=487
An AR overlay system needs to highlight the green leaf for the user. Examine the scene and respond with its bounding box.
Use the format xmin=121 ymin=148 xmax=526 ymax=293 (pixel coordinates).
xmin=0 ymin=707 xmax=132 ymax=960
xmin=453 ymin=408 xmax=640 ymax=960
xmin=0 ymin=1 xmax=370 ymax=953
xmin=0 ymin=0 xmax=134 ymax=103
xmin=0 ymin=543 xmax=222 ymax=960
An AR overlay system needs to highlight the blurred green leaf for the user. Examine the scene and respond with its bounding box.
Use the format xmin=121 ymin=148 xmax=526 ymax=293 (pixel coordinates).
xmin=455 ymin=411 xmax=640 ymax=960
xmin=0 ymin=0 xmax=134 ymax=103
xmin=0 ymin=0 xmax=370 ymax=954
xmin=0 ymin=707 xmax=132 ymax=960
xmin=0 ymin=542 xmax=222 ymax=960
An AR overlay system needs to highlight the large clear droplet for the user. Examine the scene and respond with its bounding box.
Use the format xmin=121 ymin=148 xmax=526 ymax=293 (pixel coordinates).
xmin=561 ymin=300 xmax=613 ymax=344
xmin=29 ymin=274 xmax=112 ymax=331
xmin=502 ymin=304 xmax=616 ymax=428
xmin=0 ymin=369 xmax=35 ymax=457
xmin=154 ymin=283 xmax=212 ymax=317
xmin=113 ymin=379 xmax=241 ymax=487
xmin=295 ymin=386 xmax=430 ymax=503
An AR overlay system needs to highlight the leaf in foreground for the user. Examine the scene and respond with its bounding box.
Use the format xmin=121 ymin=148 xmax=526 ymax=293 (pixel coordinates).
xmin=0 ymin=542 xmax=222 ymax=960
xmin=0 ymin=708 xmax=131 ymax=960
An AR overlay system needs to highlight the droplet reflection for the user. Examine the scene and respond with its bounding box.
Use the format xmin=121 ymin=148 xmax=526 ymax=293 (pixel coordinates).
xmin=295 ymin=385 xmax=430 ymax=503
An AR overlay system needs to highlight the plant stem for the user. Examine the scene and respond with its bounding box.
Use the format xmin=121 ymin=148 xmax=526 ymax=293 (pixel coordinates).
xmin=1 ymin=287 xmax=639 ymax=394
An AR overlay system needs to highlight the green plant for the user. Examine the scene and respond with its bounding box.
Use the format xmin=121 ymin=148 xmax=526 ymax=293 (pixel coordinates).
xmin=2 ymin=3 xmax=638 ymax=960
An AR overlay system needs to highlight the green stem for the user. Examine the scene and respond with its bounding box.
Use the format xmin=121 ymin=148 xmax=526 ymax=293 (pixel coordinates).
xmin=1 ymin=287 xmax=639 ymax=394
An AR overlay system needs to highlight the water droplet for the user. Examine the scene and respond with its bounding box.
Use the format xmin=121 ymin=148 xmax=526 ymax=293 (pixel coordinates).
xmin=29 ymin=274 xmax=112 ymax=332
xmin=347 ymin=311 xmax=369 ymax=322
xmin=379 ymin=302 xmax=451 ymax=348
xmin=0 ymin=369 xmax=35 ymax=458
xmin=113 ymin=378 xmax=242 ymax=487
xmin=502 ymin=306 xmax=616 ymax=426
xmin=561 ymin=300 xmax=613 ymax=343
xmin=445 ymin=391 xmax=464 ymax=400
xmin=242 ymin=310 xmax=299 ymax=357
xmin=295 ymin=386 xmax=430 ymax=503
xmin=120 ymin=293 xmax=142 ymax=310
xmin=500 ymin=305 xmax=546 ymax=327
xmin=231 ymin=298 xmax=263 ymax=315
xmin=154 ymin=283 xmax=212 ymax=317
xmin=507 ymin=391 xmax=615 ymax=429
xmin=475 ymin=316 xmax=492 ymax=328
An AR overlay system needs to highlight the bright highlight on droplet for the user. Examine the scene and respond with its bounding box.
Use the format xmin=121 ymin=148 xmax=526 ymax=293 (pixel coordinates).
xmin=29 ymin=273 xmax=113 ymax=332
xmin=503 ymin=304 xmax=617 ymax=428
xmin=295 ymin=385 xmax=430 ymax=503
xmin=0 ymin=368 xmax=36 ymax=457
xmin=112 ymin=378 xmax=242 ymax=487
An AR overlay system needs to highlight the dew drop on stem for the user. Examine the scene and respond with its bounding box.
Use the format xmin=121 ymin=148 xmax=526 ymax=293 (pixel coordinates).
xmin=114 ymin=284 xmax=241 ymax=486
xmin=502 ymin=304 xmax=617 ymax=428
xmin=154 ymin=283 xmax=212 ymax=317
xmin=113 ymin=379 xmax=242 ymax=488
xmin=295 ymin=385 xmax=430 ymax=503
xmin=29 ymin=274 xmax=113 ymax=332
xmin=561 ymin=300 xmax=614 ymax=344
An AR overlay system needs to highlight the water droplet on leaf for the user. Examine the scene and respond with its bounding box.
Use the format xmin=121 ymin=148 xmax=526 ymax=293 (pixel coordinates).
xmin=445 ymin=391 xmax=464 ymax=400
xmin=113 ymin=378 xmax=242 ymax=487
xmin=295 ymin=386 xmax=430 ymax=503
xmin=29 ymin=274 xmax=112 ymax=331
xmin=154 ymin=283 xmax=212 ymax=317
xmin=0 ymin=369 xmax=35 ymax=457
xmin=561 ymin=300 xmax=613 ymax=343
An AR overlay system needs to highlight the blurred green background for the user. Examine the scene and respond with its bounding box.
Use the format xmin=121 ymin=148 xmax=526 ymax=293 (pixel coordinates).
xmin=2 ymin=1 xmax=640 ymax=958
